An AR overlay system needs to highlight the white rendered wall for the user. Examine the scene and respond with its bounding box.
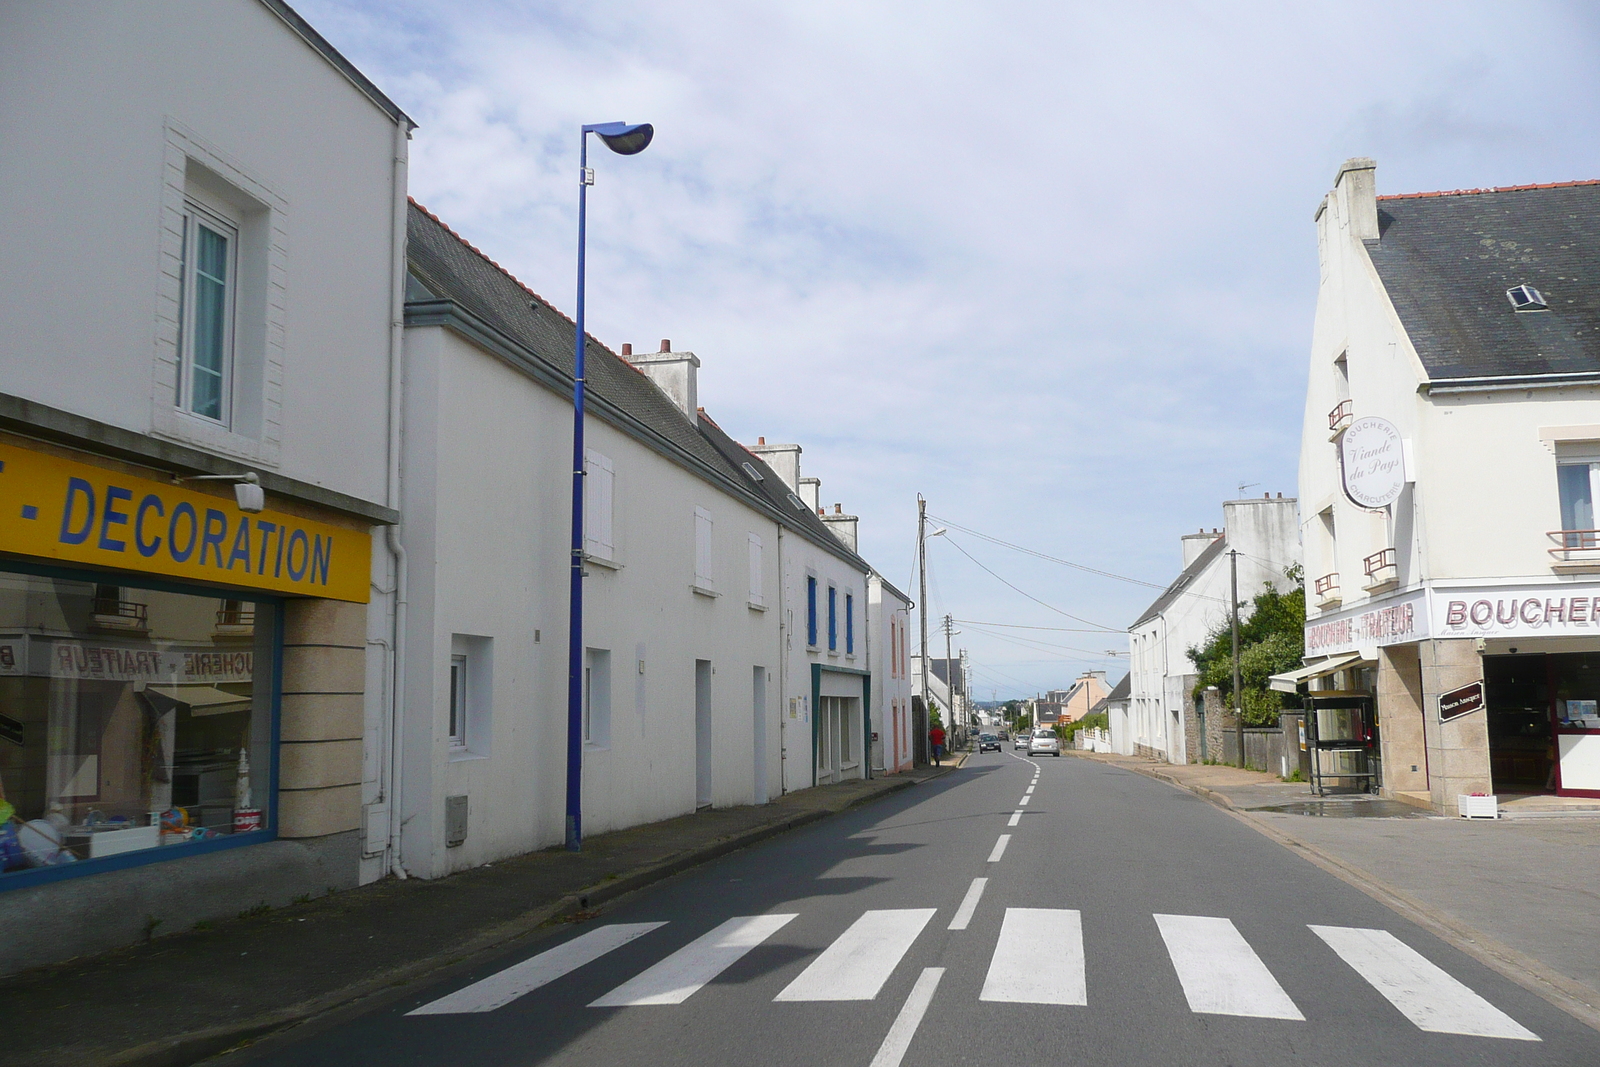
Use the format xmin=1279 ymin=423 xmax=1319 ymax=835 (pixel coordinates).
xmin=869 ymin=577 xmax=913 ymax=773
xmin=398 ymin=326 xmax=785 ymax=877
xmin=0 ymin=0 xmax=399 ymax=505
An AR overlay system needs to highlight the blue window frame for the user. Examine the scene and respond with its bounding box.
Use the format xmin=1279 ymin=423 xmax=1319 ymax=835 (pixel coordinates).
xmin=846 ymin=593 xmax=854 ymax=655
xmin=828 ymin=585 xmax=838 ymax=651
xmin=807 ymin=576 xmax=818 ymax=646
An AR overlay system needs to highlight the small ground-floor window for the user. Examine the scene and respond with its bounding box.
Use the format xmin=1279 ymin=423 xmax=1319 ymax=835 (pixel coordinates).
xmin=0 ymin=565 xmax=277 ymax=883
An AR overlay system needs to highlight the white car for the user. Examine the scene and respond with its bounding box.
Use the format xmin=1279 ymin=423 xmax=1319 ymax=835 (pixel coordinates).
xmin=1028 ymin=728 xmax=1061 ymax=757
xmin=1012 ymin=732 xmax=1030 ymax=751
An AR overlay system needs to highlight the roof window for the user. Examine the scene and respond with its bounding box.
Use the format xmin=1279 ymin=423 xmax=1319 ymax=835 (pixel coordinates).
xmin=741 ymin=461 xmax=765 ymax=482
xmin=787 ymin=492 xmax=808 ymax=511
xmin=1507 ymin=284 xmax=1548 ymax=312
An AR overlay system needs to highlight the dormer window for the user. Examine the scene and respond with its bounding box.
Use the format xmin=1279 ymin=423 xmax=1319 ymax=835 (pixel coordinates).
xmin=1507 ymin=284 xmax=1548 ymax=312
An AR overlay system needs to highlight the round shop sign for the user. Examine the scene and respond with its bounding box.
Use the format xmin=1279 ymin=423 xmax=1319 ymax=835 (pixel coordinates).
xmin=1341 ymin=415 xmax=1406 ymax=509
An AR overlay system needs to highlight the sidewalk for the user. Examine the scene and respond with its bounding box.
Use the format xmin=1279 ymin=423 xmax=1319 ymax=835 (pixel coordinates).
xmin=1069 ymin=750 xmax=1600 ymax=1031
xmin=4 ymin=765 xmax=956 ymax=1067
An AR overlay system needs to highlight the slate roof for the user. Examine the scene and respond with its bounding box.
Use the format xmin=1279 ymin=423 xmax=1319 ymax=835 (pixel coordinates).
xmin=1130 ymin=535 xmax=1225 ymax=630
xmin=1367 ymin=182 xmax=1600 ymax=380
xmin=404 ymin=200 xmax=867 ymax=572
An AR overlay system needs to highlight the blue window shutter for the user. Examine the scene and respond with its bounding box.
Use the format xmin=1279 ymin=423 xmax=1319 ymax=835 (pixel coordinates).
xmin=807 ymin=577 xmax=818 ymax=646
xmin=828 ymin=586 xmax=837 ymax=650
xmin=846 ymin=594 xmax=854 ymax=654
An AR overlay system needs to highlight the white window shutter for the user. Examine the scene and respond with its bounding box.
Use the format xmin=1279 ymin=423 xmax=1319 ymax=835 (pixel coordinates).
xmin=694 ymin=507 xmax=714 ymax=587
xmin=585 ymin=451 xmax=614 ymax=559
xmin=747 ymin=533 xmax=763 ymax=604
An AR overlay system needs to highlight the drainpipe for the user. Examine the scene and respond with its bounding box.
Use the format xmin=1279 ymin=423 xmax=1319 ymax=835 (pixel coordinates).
xmin=384 ymin=119 xmax=411 ymax=880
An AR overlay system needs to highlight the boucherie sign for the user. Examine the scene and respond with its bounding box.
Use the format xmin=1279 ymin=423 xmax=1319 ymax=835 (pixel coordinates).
xmin=1340 ymin=416 xmax=1406 ymax=509
xmin=1437 ymin=587 xmax=1600 ymax=639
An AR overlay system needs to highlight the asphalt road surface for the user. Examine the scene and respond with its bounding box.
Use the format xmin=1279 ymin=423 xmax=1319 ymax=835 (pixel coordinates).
xmin=230 ymin=752 xmax=1600 ymax=1066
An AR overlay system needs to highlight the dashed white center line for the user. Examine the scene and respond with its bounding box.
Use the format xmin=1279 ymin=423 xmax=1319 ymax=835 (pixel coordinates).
xmin=1007 ymin=810 xmax=1023 ymax=827
xmin=948 ymin=877 xmax=988 ymax=931
xmin=987 ymin=834 xmax=1012 ymax=862
xmin=1018 ymin=796 xmax=1031 ymax=806
xmin=1025 ymin=785 xmax=1035 ymax=795
xmin=868 ymin=967 xmax=945 ymax=1067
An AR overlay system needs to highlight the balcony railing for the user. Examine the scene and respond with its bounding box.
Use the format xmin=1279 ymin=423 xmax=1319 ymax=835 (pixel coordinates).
xmin=90 ymin=598 xmax=149 ymax=631
xmin=1363 ymin=547 xmax=1395 ymax=577
xmin=1328 ymin=399 xmax=1353 ymax=433
xmin=1549 ymin=529 xmax=1600 ymax=564
xmin=1314 ymin=572 xmax=1340 ymax=597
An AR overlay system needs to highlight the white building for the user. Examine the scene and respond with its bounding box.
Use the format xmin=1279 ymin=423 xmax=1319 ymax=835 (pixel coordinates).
xmin=1290 ymin=159 xmax=1600 ymax=812
xmin=1119 ymin=497 xmax=1300 ymax=762
xmin=868 ymin=573 xmax=915 ymax=775
xmin=397 ymin=205 xmax=881 ymax=874
xmin=0 ymin=0 xmax=409 ymax=971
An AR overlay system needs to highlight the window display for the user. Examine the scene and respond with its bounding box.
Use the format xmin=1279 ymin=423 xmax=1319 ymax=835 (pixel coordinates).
xmin=0 ymin=570 xmax=275 ymax=878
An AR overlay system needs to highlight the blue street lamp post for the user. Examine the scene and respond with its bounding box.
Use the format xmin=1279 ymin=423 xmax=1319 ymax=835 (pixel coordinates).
xmin=567 ymin=121 xmax=653 ymax=852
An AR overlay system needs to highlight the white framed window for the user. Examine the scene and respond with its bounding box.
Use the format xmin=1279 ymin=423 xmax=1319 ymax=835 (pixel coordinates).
xmin=693 ymin=506 xmax=715 ymax=592
xmin=584 ymin=647 xmax=612 ymax=748
xmin=747 ymin=533 xmax=765 ymax=608
xmin=448 ymin=654 xmax=468 ymax=749
xmin=448 ymin=634 xmax=493 ymax=759
xmin=585 ymin=450 xmax=615 ymax=561
xmin=1558 ymin=461 xmax=1600 ymax=545
xmin=177 ymin=202 xmax=238 ymax=425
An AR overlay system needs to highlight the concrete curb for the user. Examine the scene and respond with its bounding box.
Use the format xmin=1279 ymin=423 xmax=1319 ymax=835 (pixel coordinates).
xmin=1078 ymin=751 xmax=1600 ymax=1034
xmin=99 ymin=773 xmax=938 ymax=1067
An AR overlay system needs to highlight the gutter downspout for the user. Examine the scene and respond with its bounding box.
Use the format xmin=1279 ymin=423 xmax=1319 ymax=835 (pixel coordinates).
xmin=385 ymin=120 xmax=411 ymax=880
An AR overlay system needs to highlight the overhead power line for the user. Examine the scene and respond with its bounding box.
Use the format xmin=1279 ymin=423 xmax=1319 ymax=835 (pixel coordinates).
xmin=938 ymin=534 xmax=1122 ymax=632
xmin=927 ymin=513 xmax=1168 ymax=590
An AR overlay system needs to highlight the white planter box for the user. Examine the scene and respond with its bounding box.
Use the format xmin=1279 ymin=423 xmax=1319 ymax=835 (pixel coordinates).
xmin=1458 ymin=794 xmax=1499 ymax=819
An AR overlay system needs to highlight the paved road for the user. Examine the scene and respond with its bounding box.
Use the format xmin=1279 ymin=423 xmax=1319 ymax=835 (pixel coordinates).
xmin=230 ymin=752 xmax=1600 ymax=1066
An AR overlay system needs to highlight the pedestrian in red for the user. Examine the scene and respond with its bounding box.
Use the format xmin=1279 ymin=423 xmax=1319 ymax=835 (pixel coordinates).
xmin=929 ymin=724 xmax=946 ymax=766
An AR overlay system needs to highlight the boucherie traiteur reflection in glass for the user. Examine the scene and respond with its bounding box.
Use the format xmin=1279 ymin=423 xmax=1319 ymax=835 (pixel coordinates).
xmin=0 ymin=572 xmax=274 ymax=875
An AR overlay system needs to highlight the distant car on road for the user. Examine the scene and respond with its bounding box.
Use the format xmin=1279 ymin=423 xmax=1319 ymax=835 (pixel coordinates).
xmin=1029 ymin=728 xmax=1061 ymax=757
xmin=977 ymin=733 xmax=1000 ymax=753
xmin=1013 ymin=732 xmax=1031 ymax=751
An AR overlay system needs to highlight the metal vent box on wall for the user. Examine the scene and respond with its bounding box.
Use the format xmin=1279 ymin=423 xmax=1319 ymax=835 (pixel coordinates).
xmin=445 ymin=795 xmax=469 ymax=847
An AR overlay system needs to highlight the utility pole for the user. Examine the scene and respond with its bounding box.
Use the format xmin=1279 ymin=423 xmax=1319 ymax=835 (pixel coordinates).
xmin=917 ymin=495 xmax=929 ymax=761
xmin=942 ymin=614 xmax=959 ymax=748
xmin=1230 ymin=548 xmax=1244 ymax=768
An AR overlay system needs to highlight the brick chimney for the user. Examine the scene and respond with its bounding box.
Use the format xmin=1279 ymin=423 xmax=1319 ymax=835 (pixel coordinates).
xmin=624 ymin=338 xmax=698 ymax=420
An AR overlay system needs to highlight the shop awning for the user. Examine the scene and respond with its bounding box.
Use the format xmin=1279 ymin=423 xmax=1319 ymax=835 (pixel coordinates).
xmin=143 ymin=685 xmax=251 ymax=717
xmin=1268 ymin=652 xmax=1365 ymax=694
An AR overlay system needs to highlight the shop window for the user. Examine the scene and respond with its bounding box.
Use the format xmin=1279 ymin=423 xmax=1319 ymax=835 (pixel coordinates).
xmin=0 ymin=570 xmax=276 ymax=883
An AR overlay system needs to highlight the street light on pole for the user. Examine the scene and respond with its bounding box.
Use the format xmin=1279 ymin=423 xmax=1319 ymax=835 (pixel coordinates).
xmin=567 ymin=120 xmax=653 ymax=852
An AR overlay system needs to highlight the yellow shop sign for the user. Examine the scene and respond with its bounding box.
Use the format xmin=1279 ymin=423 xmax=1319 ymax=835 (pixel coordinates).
xmin=0 ymin=443 xmax=369 ymax=603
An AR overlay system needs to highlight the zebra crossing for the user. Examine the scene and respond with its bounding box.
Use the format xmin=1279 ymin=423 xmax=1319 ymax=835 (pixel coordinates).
xmin=406 ymin=905 xmax=1540 ymax=1041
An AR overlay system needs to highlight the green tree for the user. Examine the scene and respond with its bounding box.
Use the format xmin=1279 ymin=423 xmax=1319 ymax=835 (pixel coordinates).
xmin=1187 ymin=570 xmax=1306 ymax=727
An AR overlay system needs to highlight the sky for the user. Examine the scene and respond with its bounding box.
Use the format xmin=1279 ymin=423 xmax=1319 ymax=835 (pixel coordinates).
xmin=297 ymin=0 xmax=1600 ymax=699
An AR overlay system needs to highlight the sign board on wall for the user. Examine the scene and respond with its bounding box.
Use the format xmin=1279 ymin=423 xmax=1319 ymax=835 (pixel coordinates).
xmin=1305 ymin=591 xmax=1428 ymax=656
xmin=1340 ymin=416 xmax=1406 ymax=509
xmin=1439 ymin=681 xmax=1484 ymax=722
xmin=0 ymin=442 xmax=370 ymax=602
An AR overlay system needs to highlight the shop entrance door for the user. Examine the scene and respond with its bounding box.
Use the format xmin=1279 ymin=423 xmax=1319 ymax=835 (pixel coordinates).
xmin=1483 ymin=654 xmax=1553 ymax=794
xmin=1307 ymin=693 xmax=1377 ymax=795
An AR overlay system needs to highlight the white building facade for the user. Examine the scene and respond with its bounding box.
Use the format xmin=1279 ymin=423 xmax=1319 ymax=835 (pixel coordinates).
xmin=397 ymin=206 xmax=881 ymax=875
xmin=0 ymin=0 xmax=410 ymax=971
xmin=869 ymin=573 xmax=915 ymax=774
xmin=1119 ymin=497 xmax=1300 ymax=763
xmin=1295 ymin=159 xmax=1600 ymax=812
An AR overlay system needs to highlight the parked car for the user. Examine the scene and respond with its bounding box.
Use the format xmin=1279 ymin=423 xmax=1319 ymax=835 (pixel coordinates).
xmin=977 ymin=733 xmax=1001 ymax=753
xmin=1029 ymin=728 xmax=1061 ymax=757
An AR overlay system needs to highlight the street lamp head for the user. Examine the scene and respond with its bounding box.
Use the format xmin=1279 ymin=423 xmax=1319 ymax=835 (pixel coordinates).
xmin=587 ymin=121 xmax=654 ymax=155
xmin=929 ymin=527 xmax=948 ymax=538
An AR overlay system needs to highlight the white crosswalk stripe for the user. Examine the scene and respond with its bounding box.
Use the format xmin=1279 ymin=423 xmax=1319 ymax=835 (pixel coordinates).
xmin=1154 ymin=914 xmax=1304 ymax=1020
xmin=590 ymin=914 xmax=796 ymax=1006
xmin=408 ymin=922 xmax=666 ymax=1014
xmin=774 ymin=908 xmax=936 ymax=1002
xmin=980 ymin=908 xmax=1086 ymax=1005
xmin=1309 ymin=925 xmax=1540 ymax=1041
